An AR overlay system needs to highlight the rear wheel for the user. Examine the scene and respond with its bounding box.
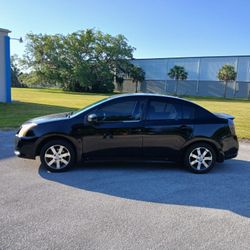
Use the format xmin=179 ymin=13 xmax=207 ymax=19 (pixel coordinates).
xmin=184 ymin=143 xmax=216 ymax=173
xmin=40 ymin=140 xmax=75 ymax=172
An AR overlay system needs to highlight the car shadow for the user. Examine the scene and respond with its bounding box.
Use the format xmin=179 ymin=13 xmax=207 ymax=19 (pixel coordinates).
xmin=39 ymin=159 xmax=250 ymax=218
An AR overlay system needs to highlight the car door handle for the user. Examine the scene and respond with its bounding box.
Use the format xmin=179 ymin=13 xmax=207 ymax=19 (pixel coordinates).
xmin=179 ymin=125 xmax=188 ymax=129
xmin=103 ymin=133 xmax=113 ymax=139
xmin=134 ymin=128 xmax=142 ymax=132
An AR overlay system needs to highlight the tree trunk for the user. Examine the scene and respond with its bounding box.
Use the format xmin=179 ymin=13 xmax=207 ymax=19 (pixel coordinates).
xmin=117 ymin=82 xmax=123 ymax=92
xmin=135 ymin=81 xmax=138 ymax=93
xmin=224 ymin=81 xmax=228 ymax=98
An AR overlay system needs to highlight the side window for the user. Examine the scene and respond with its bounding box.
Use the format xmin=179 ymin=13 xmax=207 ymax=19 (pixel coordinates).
xmin=196 ymin=107 xmax=214 ymax=120
xmin=182 ymin=105 xmax=195 ymax=120
xmin=147 ymin=100 xmax=181 ymax=120
xmin=96 ymin=99 xmax=142 ymax=122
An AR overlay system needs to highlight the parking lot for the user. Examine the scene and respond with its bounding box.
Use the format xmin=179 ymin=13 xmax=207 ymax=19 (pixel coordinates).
xmin=0 ymin=130 xmax=250 ymax=249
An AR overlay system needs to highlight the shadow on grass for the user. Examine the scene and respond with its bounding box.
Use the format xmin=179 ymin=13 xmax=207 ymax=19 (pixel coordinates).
xmin=39 ymin=159 xmax=250 ymax=218
xmin=0 ymin=101 xmax=77 ymax=128
xmin=0 ymin=101 xmax=77 ymax=158
xmin=23 ymin=87 xmax=114 ymax=97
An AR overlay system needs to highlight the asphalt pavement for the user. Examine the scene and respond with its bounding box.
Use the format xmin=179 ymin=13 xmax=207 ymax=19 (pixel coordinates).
xmin=0 ymin=130 xmax=250 ymax=250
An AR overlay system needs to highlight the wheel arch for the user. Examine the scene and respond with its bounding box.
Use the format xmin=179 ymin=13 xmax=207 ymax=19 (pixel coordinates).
xmin=181 ymin=138 xmax=223 ymax=162
xmin=35 ymin=134 xmax=82 ymax=162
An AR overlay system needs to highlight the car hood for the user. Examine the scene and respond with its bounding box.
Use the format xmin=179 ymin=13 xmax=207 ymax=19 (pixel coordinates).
xmin=25 ymin=112 xmax=70 ymax=125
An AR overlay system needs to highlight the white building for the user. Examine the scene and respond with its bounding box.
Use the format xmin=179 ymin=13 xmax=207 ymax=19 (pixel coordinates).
xmin=0 ymin=28 xmax=11 ymax=103
xmin=123 ymin=55 xmax=250 ymax=98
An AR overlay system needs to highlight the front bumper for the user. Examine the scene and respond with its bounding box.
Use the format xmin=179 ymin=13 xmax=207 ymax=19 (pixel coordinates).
xmin=15 ymin=134 xmax=37 ymax=159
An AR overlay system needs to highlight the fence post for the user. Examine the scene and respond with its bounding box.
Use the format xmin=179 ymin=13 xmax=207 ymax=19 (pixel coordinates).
xmin=234 ymin=58 xmax=239 ymax=97
xmin=196 ymin=58 xmax=201 ymax=96
xmin=165 ymin=59 xmax=169 ymax=94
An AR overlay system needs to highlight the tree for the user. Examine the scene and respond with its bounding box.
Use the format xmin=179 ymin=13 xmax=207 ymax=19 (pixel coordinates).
xmin=168 ymin=65 xmax=188 ymax=95
xmin=11 ymin=55 xmax=22 ymax=87
xmin=19 ymin=71 xmax=46 ymax=87
xmin=115 ymin=75 xmax=124 ymax=92
xmin=129 ymin=65 xmax=145 ymax=93
xmin=217 ymin=64 xmax=237 ymax=98
xmin=22 ymin=29 xmax=135 ymax=92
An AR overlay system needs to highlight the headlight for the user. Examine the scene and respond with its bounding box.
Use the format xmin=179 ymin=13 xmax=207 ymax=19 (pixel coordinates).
xmin=18 ymin=123 xmax=37 ymax=137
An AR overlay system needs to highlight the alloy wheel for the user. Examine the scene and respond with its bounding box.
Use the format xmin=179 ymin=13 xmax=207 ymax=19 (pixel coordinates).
xmin=189 ymin=147 xmax=213 ymax=171
xmin=44 ymin=145 xmax=71 ymax=170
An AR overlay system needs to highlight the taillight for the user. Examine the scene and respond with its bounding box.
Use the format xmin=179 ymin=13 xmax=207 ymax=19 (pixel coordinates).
xmin=228 ymin=120 xmax=236 ymax=135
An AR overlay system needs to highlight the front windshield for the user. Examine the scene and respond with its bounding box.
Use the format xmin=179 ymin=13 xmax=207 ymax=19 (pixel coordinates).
xmin=70 ymin=97 xmax=111 ymax=116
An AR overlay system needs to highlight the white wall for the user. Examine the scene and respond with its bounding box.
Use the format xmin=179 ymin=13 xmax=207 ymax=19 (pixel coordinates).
xmin=133 ymin=56 xmax=250 ymax=82
xmin=0 ymin=28 xmax=11 ymax=103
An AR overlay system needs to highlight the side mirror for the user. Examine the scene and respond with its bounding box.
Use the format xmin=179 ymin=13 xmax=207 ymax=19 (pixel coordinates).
xmin=87 ymin=113 xmax=98 ymax=123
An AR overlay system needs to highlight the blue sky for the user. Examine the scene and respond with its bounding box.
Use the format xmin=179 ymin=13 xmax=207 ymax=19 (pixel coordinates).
xmin=1 ymin=0 xmax=250 ymax=58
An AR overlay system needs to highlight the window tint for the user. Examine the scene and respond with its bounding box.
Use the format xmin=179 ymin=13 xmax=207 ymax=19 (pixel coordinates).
xmin=96 ymin=100 xmax=142 ymax=122
xmin=196 ymin=107 xmax=214 ymax=120
xmin=182 ymin=105 xmax=195 ymax=120
xmin=147 ymin=100 xmax=181 ymax=120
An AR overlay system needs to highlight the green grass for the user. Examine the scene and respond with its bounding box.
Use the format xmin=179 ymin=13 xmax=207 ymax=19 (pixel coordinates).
xmin=1 ymin=88 xmax=250 ymax=139
xmin=185 ymin=96 xmax=250 ymax=139
xmin=0 ymin=88 xmax=110 ymax=129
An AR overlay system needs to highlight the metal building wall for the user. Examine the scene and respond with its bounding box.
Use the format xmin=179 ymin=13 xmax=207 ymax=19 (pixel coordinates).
xmin=128 ymin=56 xmax=250 ymax=98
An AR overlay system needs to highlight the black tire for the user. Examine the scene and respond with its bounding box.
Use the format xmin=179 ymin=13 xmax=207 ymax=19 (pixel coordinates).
xmin=40 ymin=139 xmax=76 ymax=172
xmin=184 ymin=143 xmax=216 ymax=174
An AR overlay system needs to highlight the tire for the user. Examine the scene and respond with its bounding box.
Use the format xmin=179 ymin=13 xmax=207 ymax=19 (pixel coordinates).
xmin=184 ymin=143 xmax=216 ymax=174
xmin=40 ymin=139 xmax=76 ymax=172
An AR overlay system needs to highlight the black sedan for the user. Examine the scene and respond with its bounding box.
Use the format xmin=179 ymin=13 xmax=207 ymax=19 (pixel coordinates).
xmin=15 ymin=93 xmax=239 ymax=173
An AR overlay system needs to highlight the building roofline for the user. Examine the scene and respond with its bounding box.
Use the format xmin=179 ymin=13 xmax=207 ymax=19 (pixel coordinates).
xmin=0 ymin=28 xmax=11 ymax=33
xmin=133 ymin=55 xmax=250 ymax=60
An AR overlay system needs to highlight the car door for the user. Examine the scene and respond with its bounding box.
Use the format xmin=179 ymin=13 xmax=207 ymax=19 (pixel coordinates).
xmin=143 ymin=97 xmax=194 ymax=161
xmin=82 ymin=96 xmax=145 ymax=161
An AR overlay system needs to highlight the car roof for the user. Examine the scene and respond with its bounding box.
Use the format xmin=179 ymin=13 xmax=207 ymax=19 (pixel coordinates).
xmin=108 ymin=93 xmax=195 ymax=104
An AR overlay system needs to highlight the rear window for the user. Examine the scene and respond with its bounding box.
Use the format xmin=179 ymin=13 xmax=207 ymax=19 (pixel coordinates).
xmin=196 ymin=107 xmax=215 ymax=120
xmin=146 ymin=100 xmax=182 ymax=120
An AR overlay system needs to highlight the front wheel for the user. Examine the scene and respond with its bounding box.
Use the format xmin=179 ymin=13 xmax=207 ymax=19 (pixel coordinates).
xmin=40 ymin=140 xmax=76 ymax=172
xmin=184 ymin=143 xmax=216 ymax=173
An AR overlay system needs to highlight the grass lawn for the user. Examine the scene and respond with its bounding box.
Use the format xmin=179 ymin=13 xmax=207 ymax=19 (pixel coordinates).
xmin=1 ymin=88 xmax=250 ymax=139
xmin=0 ymin=88 xmax=110 ymax=129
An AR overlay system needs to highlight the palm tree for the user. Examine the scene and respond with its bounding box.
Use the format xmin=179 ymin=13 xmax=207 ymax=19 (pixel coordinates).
xmin=168 ymin=65 xmax=188 ymax=95
xmin=129 ymin=65 xmax=145 ymax=93
xmin=217 ymin=64 xmax=237 ymax=98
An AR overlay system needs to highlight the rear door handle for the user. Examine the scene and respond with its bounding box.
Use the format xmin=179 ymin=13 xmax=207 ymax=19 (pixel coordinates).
xmin=180 ymin=125 xmax=188 ymax=129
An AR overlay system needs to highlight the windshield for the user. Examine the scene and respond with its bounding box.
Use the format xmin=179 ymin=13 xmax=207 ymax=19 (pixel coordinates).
xmin=70 ymin=97 xmax=111 ymax=117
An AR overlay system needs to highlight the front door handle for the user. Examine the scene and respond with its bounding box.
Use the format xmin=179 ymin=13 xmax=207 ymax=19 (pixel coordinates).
xmin=134 ymin=128 xmax=142 ymax=132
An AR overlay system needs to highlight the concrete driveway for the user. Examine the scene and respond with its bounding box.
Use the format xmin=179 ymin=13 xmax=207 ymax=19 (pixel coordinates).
xmin=0 ymin=130 xmax=250 ymax=249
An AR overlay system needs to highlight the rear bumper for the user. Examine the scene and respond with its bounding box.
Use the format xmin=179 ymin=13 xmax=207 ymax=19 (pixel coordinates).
xmin=224 ymin=150 xmax=238 ymax=160
xmin=216 ymin=135 xmax=238 ymax=162
xmin=222 ymin=135 xmax=239 ymax=160
xmin=15 ymin=134 xmax=37 ymax=159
